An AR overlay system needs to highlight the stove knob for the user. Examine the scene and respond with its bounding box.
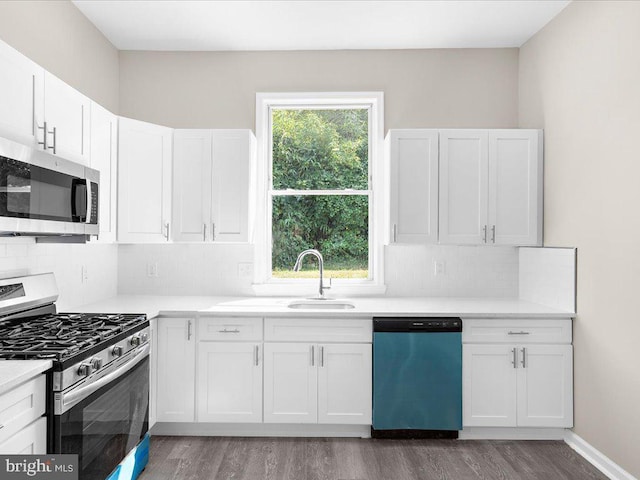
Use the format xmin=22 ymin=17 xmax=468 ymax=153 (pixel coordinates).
xmin=130 ymin=335 xmax=141 ymax=347
xmin=91 ymin=358 xmax=103 ymax=370
xmin=112 ymin=345 xmax=124 ymax=357
xmin=140 ymin=332 xmax=149 ymax=343
xmin=77 ymin=362 xmax=93 ymax=376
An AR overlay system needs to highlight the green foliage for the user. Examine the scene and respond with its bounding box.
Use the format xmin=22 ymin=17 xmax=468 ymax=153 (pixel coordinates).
xmin=271 ymin=109 xmax=369 ymax=276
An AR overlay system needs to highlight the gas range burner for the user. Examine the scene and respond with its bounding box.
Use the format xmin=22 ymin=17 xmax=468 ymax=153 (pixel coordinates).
xmin=0 ymin=312 xmax=147 ymax=361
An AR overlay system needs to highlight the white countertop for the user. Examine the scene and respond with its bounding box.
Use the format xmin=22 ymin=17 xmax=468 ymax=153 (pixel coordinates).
xmin=69 ymin=295 xmax=574 ymax=319
xmin=0 ymin=360 xmax=52 ymax=395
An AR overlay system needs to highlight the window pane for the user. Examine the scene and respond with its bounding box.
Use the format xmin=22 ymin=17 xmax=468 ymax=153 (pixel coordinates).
xmin=272 ymin=109 xmax=368 ymax=190
xmin=272 ymin=195 xmax=368 ymax=279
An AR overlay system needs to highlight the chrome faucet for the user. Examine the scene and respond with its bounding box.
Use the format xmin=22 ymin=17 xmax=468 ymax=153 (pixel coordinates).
xmin=293 ymin=249 xmax=331 ymax=299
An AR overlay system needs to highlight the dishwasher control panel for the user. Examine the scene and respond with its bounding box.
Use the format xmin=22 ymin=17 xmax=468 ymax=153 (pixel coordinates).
xmin=373 ymin=317 xmax=462 ymax=332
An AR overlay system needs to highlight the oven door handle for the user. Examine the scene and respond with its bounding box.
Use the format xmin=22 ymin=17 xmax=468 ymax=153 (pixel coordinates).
xmin=60 ymin=343 xmax=150 ymax=414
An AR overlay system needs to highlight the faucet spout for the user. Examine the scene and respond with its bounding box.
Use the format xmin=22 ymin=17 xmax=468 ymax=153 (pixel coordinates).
xmin=292 ymin=249 xmax=329 ymax=299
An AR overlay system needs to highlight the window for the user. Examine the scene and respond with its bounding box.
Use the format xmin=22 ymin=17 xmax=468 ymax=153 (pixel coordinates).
xmin=255 ymin=93 xmax=385 ymax=293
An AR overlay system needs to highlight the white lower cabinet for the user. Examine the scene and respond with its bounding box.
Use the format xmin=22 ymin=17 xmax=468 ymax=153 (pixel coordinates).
xmin=197 ymin=342 xmax=262 ymax=423
xmin=263 ymin=317 xmax=372 ymax=426
xmin=263 ymin=343 xmax=318 ymax=423
xmin=462 ymin=318 xmax=573 ymax=429
xmin=156 ymin=317 xmax=195 ymax=422
xmin=0 ymin=375 xmax=47 ymax=454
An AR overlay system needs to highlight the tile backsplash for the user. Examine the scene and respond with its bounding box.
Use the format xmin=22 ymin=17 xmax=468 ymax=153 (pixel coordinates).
xmin=384 ymin=244 xmax=519 ymax=297
xmin=0 ymin=238 xmax=118 ymax=311
xmin=519 ymin=247 xmax=576 ymax=312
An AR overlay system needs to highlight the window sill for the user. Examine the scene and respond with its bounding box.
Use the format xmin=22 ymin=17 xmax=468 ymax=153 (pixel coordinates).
xmin=251 ymin=281 xmax=387 ymax=297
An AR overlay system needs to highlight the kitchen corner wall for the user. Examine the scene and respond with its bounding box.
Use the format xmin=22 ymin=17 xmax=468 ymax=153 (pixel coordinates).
xmin=0 ymin=238 xmax=118 ymax=312
xmin=519 ymin=1 xmax=640 ymax=476
xmin=0 ymin=0 xmax=119 ymax=112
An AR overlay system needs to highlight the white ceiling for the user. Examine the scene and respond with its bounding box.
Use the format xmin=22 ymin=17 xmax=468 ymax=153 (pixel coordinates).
xmin=73 ymin=0 xmax=570 ymax=52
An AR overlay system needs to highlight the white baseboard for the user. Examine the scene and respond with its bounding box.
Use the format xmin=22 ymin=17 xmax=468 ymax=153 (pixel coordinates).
xmin=151 ymin=422 xmax=371 ymax=438
xmin=459 ymin=427 xmax=566 ymax=440
xmin=564 ymin=431 xmax=637 ymax=480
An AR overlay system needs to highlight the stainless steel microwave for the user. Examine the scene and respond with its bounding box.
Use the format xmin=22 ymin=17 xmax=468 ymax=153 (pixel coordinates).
xmin=0 ymin=136 xmax=99 ymax=237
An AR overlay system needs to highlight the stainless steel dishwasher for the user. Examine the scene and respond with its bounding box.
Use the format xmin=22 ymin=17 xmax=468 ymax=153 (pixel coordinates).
xmin=372 ymin=317 xmax=462 ymax=438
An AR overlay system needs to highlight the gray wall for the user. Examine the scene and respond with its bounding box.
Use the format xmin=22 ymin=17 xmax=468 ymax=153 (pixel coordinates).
xmin=0 ymin=0 xmax=119 ymax=112
xmin=520 ymin=1 xmax=640 ymax=477
xmin=119 ymin=48 xmax=519 ymax=130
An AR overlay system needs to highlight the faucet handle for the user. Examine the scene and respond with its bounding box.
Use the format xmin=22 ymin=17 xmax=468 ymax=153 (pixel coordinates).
xmin=325 ymin=277 xmax=332 ymax=290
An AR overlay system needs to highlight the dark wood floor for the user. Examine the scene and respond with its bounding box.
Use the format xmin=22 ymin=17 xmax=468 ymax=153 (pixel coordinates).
xmin=139 ymin=436 xmax=608 ymax=480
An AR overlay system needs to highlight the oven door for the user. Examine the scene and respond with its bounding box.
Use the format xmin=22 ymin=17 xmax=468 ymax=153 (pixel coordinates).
xmin=53 ymin=344 xmax=149 ymax=480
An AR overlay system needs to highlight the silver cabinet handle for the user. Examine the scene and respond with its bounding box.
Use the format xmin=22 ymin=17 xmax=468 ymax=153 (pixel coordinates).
xmin=508 ymin=331 xmax=530 ymax=335
xmin=187 ymin=320 xmax=192 ymax=340
xmin=310 ymin=345 xmax=315 ymax=366
xmin=521 ymin=347 xmax=526 ymax=368
xmin=0 ymin=424 xmax=4 ymax=429
xmin=254 ymin=345 xmax=259 ymax=366
xmin=37 ymin=122 xmax=48 ymax=149
xmin=491 ymin=225 xmax=496 ymax=243
xmin=320 ymin=346 xmax=324 ymax=367
xmin=511 ymin=347 xmax=517 ymax=368
xmin=203 ymin=223 xmax=207 ymax=241
xmin=218 ymin=328 xmax=240 ymax=333
xmin=211 ymin=223 xmax=216 ymax=242
xmin=392 ymin=224 xmax=397 ymax=243
xmin=482 ymin=225 xmax=487 ymax=243
xmin=48 ymin=125 xmax=57 ymax=154
xmin=164 ymin=222 xmax=170 ymax=241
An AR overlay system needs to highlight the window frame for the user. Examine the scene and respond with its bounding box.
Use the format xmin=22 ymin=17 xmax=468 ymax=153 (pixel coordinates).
xmin=254 ymin=92 xmax=385 ymax=295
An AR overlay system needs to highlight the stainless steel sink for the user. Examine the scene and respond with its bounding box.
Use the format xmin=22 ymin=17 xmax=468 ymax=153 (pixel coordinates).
xmin=287 ymin=299 xmax=355 ymax=310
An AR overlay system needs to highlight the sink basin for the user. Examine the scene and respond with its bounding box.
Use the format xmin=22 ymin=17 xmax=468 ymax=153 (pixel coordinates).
xmin=287 ymin=299 xmax=355 ymax=310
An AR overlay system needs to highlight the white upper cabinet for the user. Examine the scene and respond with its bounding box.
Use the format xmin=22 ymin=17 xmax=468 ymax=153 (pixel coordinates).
xmin=172 ymin=130 xmax=213 ymax=242
xmin=439 ymin=129 xmax=542 ymax=246
xmin=488 ymin=130 xmax=542 ymax=246
xmin=173 ymin=129 xmax=255 ymax=243
xmin=0 ymin=40 xmax=44 ymax=147
xmin=118 ymin=117 xmax=173 ymax=243
xmin=388 ymin=129 xmax=439 ymax=244
xmin=43 ymin=72 xmax=91 ymax=165
xmin=89 ymin=103 xmax=118 ymax=242
xmin=439 ymin=130 xmax=489 ymax=245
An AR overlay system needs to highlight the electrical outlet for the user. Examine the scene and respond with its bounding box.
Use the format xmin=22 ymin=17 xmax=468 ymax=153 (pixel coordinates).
xmin=147 ymin=262 xmax=159 ymax=277
xmin=238 ymin=262 xmax=253 ymax=278
xmin=434 ymin=260 xmax=446 ymax=276
xmin=81 ymin=265 xmax=89 ymax=283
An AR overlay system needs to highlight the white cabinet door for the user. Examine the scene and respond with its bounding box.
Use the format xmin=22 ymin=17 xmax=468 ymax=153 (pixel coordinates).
xmin=0 ymin=417 xmax=46 ymax=455
xmin=517 ymin=345 xmax=573 ymax=428
xmin=90 ymin=102 xmax=118 ymax=242
xmin=197 ymin=342 xmax=262 ymax=423
xmin=118 ymin=117 xmax=173 ymax=243
xmin=488 ymin=130 xmax=542 ymax=246
xmin=388 ymin=129 xmax=439 ymax=244
xmin=263 ymin=343 xmax=318 ymax=424
xmin=211 ymin=130 xmax=254 ymax=242
xmin=0 ymin=40 xmax=44 ymax=147
xmin=463 ymin=344 xmax=517 ymax=427
xmin=317 ymin=343 xmax=372 ymax=425
xmin=156 ymin=318 xmax=195 ymax=422
xmin=439 ymin=130 xmax=489 ymax=244
xmin=43 ymin=71 xmax=90 ymax=165
xmin=172 ymin=130 xmax=212 ymax=242
xmin=149 ymin=318 xmax=157 ymax=429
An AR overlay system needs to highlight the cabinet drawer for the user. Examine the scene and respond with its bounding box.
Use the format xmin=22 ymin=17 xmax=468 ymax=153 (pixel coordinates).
xmin=0 ymin=375 xmax=46 ymax=445
xmin=199 ymin=316 xmax=263 ymax=341
xmin=265 ymin=318 xmax=372 ymax=343
xmin=0 ymin=417 xmax=46 ymax=454
xmin=462 ymin=318 xmax=572 ymax=344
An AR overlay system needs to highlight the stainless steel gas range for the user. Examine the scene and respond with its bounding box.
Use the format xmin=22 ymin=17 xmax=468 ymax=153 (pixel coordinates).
xmin=0 ymin=273 xmax=150 ymax=480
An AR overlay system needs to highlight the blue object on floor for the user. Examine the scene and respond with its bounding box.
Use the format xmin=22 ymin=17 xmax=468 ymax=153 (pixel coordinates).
xmin=105 ymin=434 xmax=150 ymax=480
